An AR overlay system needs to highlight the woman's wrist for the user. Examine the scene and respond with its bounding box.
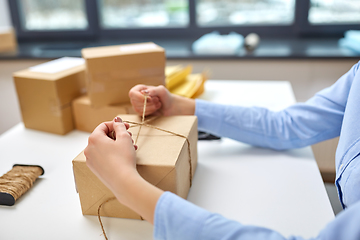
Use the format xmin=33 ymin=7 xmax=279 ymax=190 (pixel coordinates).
xmin=111 ymin=168 xmax=142 ymax=202
xmin=171 ymin=95 xmax=195 ymax=116
xmin=113 ymin=170 xmax=164 ymax=224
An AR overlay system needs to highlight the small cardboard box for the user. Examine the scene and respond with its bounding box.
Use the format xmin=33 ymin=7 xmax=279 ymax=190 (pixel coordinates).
xmin=13 ymin=57 xmax=86 ymax=135
xmin=72 ymin=95 xmax=136 ymax=133
xmin=72 ymin=115 xmax=198 ymax=219
xmin=81 ymin=42 xmax=165 ymax=107
xmin=0 ymin=27 xmax=17 ymax=53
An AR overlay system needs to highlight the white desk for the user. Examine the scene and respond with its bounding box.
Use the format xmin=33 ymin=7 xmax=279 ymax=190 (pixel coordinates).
xmin=0 ymin=80 xmax=334 ymax=239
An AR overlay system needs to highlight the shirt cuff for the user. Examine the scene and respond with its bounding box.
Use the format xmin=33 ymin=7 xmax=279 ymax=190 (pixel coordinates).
xmin=195 ymin=99 xmax=223 ymax=134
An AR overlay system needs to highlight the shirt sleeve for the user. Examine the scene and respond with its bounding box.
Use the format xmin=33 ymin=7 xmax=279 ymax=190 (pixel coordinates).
xmin=153 ymin=192 xmax=302 ymax=240
xmin=154 ymin=192 xmax=360 ymax=240
xmin=195 ymin=62 xmax=360 ymax=150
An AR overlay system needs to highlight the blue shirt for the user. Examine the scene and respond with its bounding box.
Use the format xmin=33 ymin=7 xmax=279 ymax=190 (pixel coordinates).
xmin=154 ymin=62 xmax=360 ymax=240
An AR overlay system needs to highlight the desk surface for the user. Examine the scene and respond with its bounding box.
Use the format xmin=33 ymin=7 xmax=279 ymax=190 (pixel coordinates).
xmin=0 ymin=80 xmax=334 ymax=239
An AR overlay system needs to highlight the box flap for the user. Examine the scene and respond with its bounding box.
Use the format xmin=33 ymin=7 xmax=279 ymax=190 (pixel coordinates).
xmin=13 ymin=64 xmax=85 ymax=81
xmin=14 ymin=64 xmax=85 ymax=107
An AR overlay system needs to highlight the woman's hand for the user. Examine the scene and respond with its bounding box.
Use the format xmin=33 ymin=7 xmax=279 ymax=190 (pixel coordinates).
xmin=84 ymin=117 xmax=163 ymax=224
xmin=84 ymin=117 xmax=138 ymax=199
xmin=129 ymin=84 xmax=196 ymax=117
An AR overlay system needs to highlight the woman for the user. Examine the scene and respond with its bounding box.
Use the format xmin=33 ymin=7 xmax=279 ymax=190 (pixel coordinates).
xmin=84 ymin=62 xmax=360 ymax=240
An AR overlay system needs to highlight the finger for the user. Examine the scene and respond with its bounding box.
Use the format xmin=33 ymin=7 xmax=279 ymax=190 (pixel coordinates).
xmin=114 ymin=116 xmax=122 ymax=123
xmin=146 ymin=105 xmax=161 ymax=115
xmin=130 ymin=85 xmax=164 ymax=100
xmin=129 ymin=84 xmax=148 ymax=99
xmin=92 ymin=121 xmax=114 ymax=137
xmin=133 ymin=102 xmax=160 ymax=115
xmin=151 ymin=96 xmax=160 ymax=104
xmin=132 ymin=91 xmax=157 ymax=106
xmin=140 ymin=89 xmax=150 ymax=96
xmin=107 ymin=117 xmax=124 ymax=140
xmin=113 ymin=120 xmax=132 ymax=143
xmin=146 ymin=85 xmax=167 ymax=99
xmin=124 ymin=122 xmax=130 ymax=129
xmin=130 ymin=95 xmax=149 ymax=115
xmin=89 ymin=121 xmax=115 ymax=145
xmin=130 ymin=84 xmax=148 ymax=92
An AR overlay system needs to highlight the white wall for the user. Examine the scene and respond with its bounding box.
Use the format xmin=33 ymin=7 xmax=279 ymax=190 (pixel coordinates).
xmin=0 ymin=0 xmax=11 ymax=27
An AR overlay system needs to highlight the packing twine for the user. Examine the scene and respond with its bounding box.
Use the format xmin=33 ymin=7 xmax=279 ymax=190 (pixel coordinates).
xmin=0 ymin=165 xmax=43 ymax=206
xmin=97 ymin=94 xmax=193 ymax=240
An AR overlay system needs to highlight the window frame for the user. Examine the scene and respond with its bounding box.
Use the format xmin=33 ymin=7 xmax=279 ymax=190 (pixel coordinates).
xmin=8 ymin=0 xmax=360 ymax=42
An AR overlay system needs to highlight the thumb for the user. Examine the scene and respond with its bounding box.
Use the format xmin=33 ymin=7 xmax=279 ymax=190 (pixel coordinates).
xmin=113 ymin=117 xmax=129 ymax=141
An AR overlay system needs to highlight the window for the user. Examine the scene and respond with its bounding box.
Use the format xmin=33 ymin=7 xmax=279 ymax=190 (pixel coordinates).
xmin=98 ymin=0 xmax=189 ymax=29
xmin=309 ymin=0 xmax=360 ymax=25
xmin=17 ymin=0 xmax=88 ymax=30
xmin=7 ymin=0 xmax=360 ymax=41
xmin=197 ymin=0 xmax=295 ymax=27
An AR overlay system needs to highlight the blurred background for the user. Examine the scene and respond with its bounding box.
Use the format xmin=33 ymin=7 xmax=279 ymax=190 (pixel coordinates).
xmin=7 ymin=0 xmax=360 ymax=31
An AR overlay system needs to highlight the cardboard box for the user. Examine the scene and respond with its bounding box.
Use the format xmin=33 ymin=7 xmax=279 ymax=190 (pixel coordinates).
xmin=81 ymin=42 xmax=166 ymax=107
xmin=73 ymin=115 xmax=198 ymax=219
xmin=13 ymin=57 xmax=86 ymax=135
xmin=0 ymin=27 xmax=17 ymax=53
xmin=72 ymin=95 xmax=136 ymax=133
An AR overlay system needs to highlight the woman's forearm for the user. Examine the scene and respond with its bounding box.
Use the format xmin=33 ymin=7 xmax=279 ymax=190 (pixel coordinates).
xmin=112 ymin=171 xmax=164 ymax=224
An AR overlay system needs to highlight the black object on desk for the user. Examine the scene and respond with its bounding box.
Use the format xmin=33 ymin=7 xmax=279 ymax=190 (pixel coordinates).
xmin=198 ymin=131 xmax=221 ymax=141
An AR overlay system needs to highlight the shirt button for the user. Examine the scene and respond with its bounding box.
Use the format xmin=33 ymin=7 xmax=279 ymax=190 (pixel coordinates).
xmin=340 ymin=164 xmax=344 ymax=170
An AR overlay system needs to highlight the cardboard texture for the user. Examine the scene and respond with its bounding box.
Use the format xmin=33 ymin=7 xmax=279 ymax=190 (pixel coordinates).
xmin=72 ymin=95 xmax=136 ymax=133
xmin=73 ymin=115 xmax=198 ymax=219
xmin=0 ymin=27 xmax=17 ymax=53
xmin=81 ymin=42 xmax=165 ymax=107
xmin=13 ymin=64 xmax=86 ymax=135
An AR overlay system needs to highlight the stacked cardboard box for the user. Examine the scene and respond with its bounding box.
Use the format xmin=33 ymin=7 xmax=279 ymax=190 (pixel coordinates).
xmin=0 ymin=27 xmax=17 ymax=53
xmin=81 ymin=42 xmax=166 ymax=107
xmin=71 ymin=42 xmax=166 ymax=132
xmin=73 ymin=114 xmax=198 ymax=219
xmin=13 ymin=57 xmax=86 ymax=135
xmin=72 ymin=95 xmax=135 ymax=133
xmin=12 ymin=43 xmax=165 ymax=135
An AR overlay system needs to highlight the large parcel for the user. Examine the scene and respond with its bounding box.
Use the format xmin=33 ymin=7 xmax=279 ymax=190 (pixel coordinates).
xmin=73 ymin=115 xmax=198 ymax=219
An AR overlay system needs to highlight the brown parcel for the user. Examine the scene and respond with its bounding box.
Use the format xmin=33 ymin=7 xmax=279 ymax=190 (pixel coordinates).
xmin=72 ymin=115 xmax=198 ymax=219
xmin=72 ymin=95 xmax=136 ymax=133
xmin=82 ymin=42 xmax=166 ymax=107
xmin=0 ymin=27 xmax=17 ymax=53
xmin=13 ymin=65 xmax=86 ymax=135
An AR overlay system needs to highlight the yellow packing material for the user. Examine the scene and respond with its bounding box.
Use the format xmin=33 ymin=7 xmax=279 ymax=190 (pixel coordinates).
xmin=170 ymin=72 xmax=208 ymax=98
xmin=165 ymin=65 xmax=183 ymax=77
xmin=165 ymin=65 xmax=193 ymax=89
